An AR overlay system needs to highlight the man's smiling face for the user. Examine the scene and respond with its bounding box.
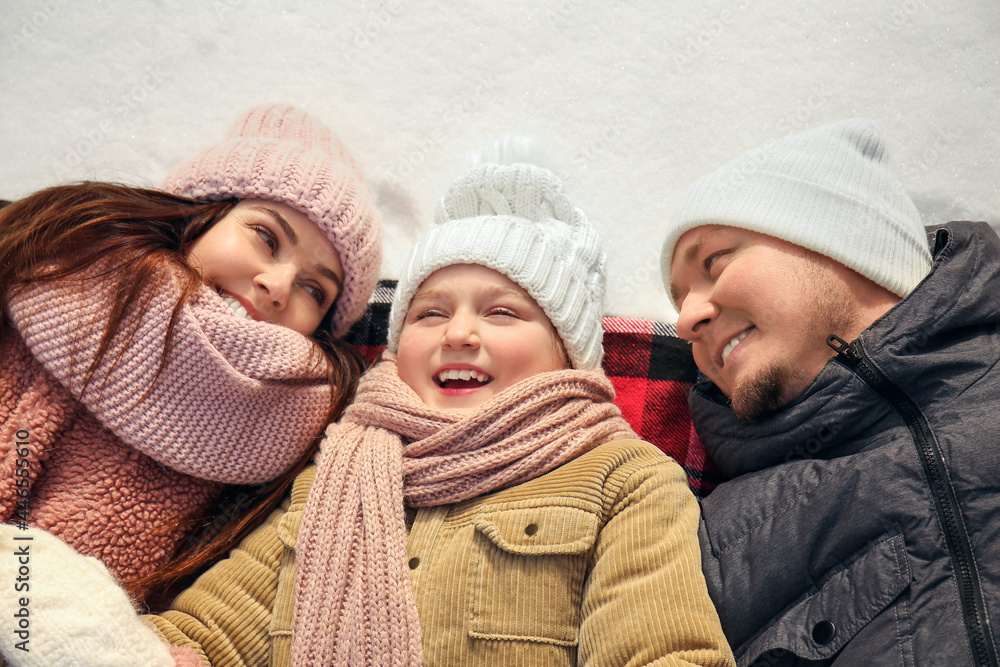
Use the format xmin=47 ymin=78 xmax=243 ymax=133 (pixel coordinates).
xmin=669 ymin=225 xmax=889 ymax=422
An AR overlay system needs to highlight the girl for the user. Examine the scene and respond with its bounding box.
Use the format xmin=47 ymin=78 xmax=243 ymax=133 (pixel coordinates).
xmin=2 ymin=149 xmax=734 ymax=667
xmin=0 ymin=105 xmax=381 ymax=606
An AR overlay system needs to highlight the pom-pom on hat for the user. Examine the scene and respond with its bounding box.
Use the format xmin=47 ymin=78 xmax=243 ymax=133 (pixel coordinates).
xmin=162 ymin=104 xmax=382 ymax=337
xmin=660 ymin=118 xmax=933 ymax=306
xmin=387 ymin=140 xmax=607 ymax=370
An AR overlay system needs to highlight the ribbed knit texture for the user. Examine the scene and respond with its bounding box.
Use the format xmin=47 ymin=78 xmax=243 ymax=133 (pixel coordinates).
xmin=4 ymin=263 xmax=332 ymax=485
xmin=291 ymin=354 xmax=635 ymax=666
xmin=147 ymin=465 xmax=320 ymax=666
xmin=162 ymin=105 xmax=382 ymax=337
xmin=387 ymin=163 xmax=607 ymax=370
xmin=660 ymin=118 xmax=933 ymax=301
xmin=0 ymin=332 xmax=222 ymax=592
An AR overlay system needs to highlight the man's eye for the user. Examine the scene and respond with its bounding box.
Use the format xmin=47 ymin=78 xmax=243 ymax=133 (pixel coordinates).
xmin=704 ymin=251 xmax=729 ymax=274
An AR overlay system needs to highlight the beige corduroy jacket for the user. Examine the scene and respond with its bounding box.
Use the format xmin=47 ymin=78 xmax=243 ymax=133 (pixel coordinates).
xmin=146 ymin=438 xmax=735 ymax=667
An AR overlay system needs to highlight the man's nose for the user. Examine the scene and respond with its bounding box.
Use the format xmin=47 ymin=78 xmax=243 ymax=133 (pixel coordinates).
xmin=675 ymin=291 xmax=718 ymax=341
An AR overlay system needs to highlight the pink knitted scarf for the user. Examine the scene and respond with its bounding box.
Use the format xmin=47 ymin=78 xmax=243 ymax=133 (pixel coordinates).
xmin=292 ymin=353 xmax=636 ymax=665
xmin=5 ymin=264 xmax=333 ymax=484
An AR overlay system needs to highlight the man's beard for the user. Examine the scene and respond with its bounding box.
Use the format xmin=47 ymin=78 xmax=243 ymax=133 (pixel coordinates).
xmin=730 ymin=362 xmax=789 ymax=423
xmin=727 ymin=271 xmax=855 ymax=423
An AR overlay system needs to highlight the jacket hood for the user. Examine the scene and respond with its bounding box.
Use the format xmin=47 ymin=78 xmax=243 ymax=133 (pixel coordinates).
xmin=691 ymin=221 xmax=1000 ymax=478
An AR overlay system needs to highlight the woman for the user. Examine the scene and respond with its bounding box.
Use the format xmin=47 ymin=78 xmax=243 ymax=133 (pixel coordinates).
xmin=0 ymin=105 xmax=380 ymax=606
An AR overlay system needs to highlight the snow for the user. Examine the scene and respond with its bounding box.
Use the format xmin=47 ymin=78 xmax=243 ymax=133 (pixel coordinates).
xmin=2 ymin=0 xmax=997 ymax=322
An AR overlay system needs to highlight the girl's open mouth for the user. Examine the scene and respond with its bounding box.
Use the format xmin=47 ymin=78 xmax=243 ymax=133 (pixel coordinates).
xmin=435 ymin=368 xmax=493 ymax=389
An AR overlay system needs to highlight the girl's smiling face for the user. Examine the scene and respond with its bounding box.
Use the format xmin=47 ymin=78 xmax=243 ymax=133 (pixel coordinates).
xmin=185 ymin=200 xmax=344 ymax=336
xmin=396 ymin=264 xmax=568 ymax=415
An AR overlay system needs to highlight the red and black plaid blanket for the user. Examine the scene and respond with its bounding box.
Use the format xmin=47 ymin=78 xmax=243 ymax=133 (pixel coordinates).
xmin=345 ymin=281 xmax=724 ymax=497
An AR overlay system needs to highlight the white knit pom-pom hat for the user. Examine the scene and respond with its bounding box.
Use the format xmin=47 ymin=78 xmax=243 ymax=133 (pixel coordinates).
xmin=660 ymin=118 xmax=933 ymax=305
xmin=387 ymin=139 xmax=607 ymax=370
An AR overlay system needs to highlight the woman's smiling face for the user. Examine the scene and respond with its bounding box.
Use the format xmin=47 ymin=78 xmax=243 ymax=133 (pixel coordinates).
xmin=395 ymin=264 xmax=568 ymax=415
xmin=185 ymin=200 xmax=344 ymax=336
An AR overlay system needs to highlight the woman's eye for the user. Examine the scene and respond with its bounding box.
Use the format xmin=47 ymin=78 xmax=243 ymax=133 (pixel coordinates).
xmin=251 ymin=225 xmax=278 ymax=253
xmin=302 ymin=283 xmax=326 ymax=305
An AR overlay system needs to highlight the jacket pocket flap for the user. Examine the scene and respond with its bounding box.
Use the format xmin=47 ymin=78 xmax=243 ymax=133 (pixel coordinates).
xmin=474 ymin=506 xmax=599 ymax=556
xmin=275 ymin=510 xmax=302 ymax=549
xmin=738 ymin=531 xmax=910 ymax=665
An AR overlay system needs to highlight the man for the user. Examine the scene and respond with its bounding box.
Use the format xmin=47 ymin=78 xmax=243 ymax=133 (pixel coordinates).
xmin=661 ymin=118 xmax=1000 ymax=666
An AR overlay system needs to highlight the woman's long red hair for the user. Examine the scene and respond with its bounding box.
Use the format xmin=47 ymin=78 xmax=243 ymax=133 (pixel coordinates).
xmin=0 ymin=183 xmax=364 ymax=608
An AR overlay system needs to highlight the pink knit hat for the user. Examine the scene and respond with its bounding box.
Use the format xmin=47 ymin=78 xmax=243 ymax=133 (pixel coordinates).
xmin=162 ymin=105 xmax=382 ymax=337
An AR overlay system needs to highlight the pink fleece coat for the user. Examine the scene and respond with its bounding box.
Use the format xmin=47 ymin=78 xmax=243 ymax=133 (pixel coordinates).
xmin=0 ymin=333 xmax=221 ymax=589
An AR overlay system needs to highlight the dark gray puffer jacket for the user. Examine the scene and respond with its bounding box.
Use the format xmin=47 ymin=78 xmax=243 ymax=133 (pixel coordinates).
xmin=693 ymin=222 xmax=1000 ymax=666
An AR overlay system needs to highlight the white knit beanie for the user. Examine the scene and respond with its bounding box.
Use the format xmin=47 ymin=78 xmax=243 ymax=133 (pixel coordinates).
xmin=387 ymin=160 xmax=607 ymax=370
xmin=660 ymin=118 xmax=933 ymax=304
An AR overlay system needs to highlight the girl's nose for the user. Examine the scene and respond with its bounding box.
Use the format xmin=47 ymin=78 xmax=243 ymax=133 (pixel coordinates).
xmin=442 ymin=312 xmax=480 ymax=349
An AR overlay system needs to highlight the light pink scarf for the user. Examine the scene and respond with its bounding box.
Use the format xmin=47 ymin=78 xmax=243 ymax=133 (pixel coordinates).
xmin=5 ymin=264 xmax=333 ymax=484
xmin=292 ymin=353 xmax=636 ymax=665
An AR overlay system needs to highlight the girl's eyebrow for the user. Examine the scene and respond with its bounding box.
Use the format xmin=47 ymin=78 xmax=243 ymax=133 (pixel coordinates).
xmin=479 ymin=285 xmax=531 ymax=301
xmin=412 ymin=284 xmax=530 ymax=304
xmin=409 ymin=287 xmax=444 ymax=304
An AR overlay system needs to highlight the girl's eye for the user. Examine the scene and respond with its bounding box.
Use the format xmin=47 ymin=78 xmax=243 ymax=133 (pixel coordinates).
xmin=251 ymin=224 xmax=278 ymax=253
xmin=487 ymin=307 xmax=518 ymax=319
xmin=414 ymin=309 xmax=446 ymax=321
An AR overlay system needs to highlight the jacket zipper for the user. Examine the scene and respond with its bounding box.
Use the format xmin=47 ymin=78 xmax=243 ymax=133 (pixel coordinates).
xmin=828 ymin=334 xmax=998 ymax=667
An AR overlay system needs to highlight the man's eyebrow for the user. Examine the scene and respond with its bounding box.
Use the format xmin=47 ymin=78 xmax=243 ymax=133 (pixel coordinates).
xmin=250 ymin=206 xmax=298 ymax=245
xmin=682 ymin=239 xmax=703 ymax=266
xmin=679 ymin=226 xmax=733 ymax=267
xmin=672 ymin=229 xmax=732 ymax=303
xmin=666 ymin=241 xmax=702 ymax=304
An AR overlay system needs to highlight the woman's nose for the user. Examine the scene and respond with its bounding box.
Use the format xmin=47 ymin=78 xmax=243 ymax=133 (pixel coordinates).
xmin=255 ymin=264 xmax=296 ymax=309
